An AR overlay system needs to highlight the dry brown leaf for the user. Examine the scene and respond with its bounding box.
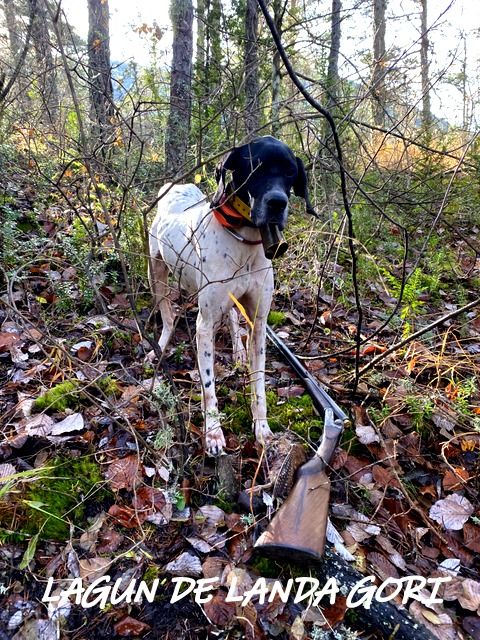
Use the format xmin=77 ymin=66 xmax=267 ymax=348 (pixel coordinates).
xmin=367 ymin=551 xmax=400 ymax=581
xmin=203 ymin=590 xmax=236 ymax=627
xmin=372 ymin=464 xmax=401 ymax=489
xmin=108 ymin=504 xmax=145 ymax=528
xmin=202 ymin=556 xmax=227 ymax=580
xmin=409 ymin=601 xmax=456 ymax=640
xmin=79 ymin=557 xmax=111 ymax=583
xmin=463 ymin=523 xmax=480 ymax=553
xmin=105 ymin=455 xmax=142 ymax=491
xmin=442 ymin=467 xmax=469 ymax=491
xmin=113 ymin=616 xmax=150 ymax=637
xmin=458 ymin=579 xmax=480 ymax=613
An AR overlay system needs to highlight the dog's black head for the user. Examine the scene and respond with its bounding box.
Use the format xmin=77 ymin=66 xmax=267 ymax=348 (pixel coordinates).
xmin=214 ymin=136 xmax=316 ymax=230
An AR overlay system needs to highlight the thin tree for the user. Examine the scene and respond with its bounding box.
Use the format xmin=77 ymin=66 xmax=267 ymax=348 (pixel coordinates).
xmin=244 ymin=0 xmax=260 ymax=138
xmin=165 ymin=0 xmax=194 ymax=177
xmin=270 ymin=0 xmax=284 ymax=136
xmin=371 ymin=0 xmax=387 ymax=127
xmin=4 ymin=0 xmax=22 ymax=60
xmin=326 ymin=0 xmax=342 ymax=111
xmin=27 ymin=0 xmax=59 ymax=122
xmin=419 ymin=0 xmax=431 ymax=129
xmin=87 ymin=0 xmax=114 ymax=154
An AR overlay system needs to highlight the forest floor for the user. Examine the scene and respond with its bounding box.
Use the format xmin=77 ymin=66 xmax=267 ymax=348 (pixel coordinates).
xmin=1 ymin=163 xmax=480 ymax=640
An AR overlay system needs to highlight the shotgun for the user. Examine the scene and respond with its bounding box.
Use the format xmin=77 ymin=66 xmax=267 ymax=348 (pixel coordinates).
xmin=266 ymin=325 xmax=351 ymax=428
xmin=254 ymin=327 xmax=350 ymax=561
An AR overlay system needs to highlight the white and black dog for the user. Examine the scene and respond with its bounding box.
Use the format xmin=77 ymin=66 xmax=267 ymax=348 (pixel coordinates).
xmin=148 ymin=136 xmax=316 ymax=455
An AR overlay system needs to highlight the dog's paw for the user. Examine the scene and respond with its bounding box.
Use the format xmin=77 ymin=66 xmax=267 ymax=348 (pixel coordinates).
xmin=205 ymin=421 xmax=226 ymax=456
xmin=254 ymin=420 xmax=273 ymax=446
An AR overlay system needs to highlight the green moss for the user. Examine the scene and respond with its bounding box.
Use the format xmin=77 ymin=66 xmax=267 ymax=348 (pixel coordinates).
xmin=22 ymin=456 xmax=109 ymax=540
xmin=96 ymin=374 xmax=121 ymax=397
xmin=267 ymin=311 xmax=286 ymax=326
xmin=222 ymin=390 xmax=323 ymax=442
xmin=266 ymin=391 xmax=323 ymax=440
xmin=143 ymin=564 xmax=160 ymax=586
xmin=250 ymin=556 xmax=283 ymax=578
xmin=33 ymin=380 xmax=81 ymax=413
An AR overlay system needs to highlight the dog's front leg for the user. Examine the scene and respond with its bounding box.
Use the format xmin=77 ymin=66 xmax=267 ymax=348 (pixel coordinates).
xmin=196 ymin=311 xmax=226 ymax=455
xmin=249 ymin=316 xmax=273 ymax=446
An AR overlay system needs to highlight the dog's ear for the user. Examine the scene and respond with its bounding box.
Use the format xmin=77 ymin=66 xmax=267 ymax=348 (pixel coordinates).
xmin=293 ymin=156 xmax=318 ymax=218
xmin=212 ymin=146 xmax=243 ymax=206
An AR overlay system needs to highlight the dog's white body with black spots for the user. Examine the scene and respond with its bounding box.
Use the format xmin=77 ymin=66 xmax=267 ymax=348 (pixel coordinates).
xmin=148 ymin=137 xmax=315 ymax=455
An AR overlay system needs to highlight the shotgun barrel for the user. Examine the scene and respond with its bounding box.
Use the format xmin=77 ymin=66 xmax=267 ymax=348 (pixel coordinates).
xmin=266 ymin=325 xmax=351 ymax=427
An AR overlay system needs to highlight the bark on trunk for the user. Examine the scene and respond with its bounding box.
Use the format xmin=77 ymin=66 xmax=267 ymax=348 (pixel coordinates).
xmin=88 ymin=0 xmax=114 ymax=152
xmin=326 ymin=0 xmax=341 ymax=110
xmin=28 ymin=0 xmax=59 ymax=122
xmin=244 ymin=0 xmax=260 ymax=139
xmin=165 ymin=0 xmax=194 ymax=178
xmin=419 ymin=0 xmax=431 ymax=129
xmin=4 ymin=0 xmax=22 ymax=60
xmin=371 ymin=0 xmax=387 ymax=127
xmin=270 ymin=0 xmax=284 ymax=136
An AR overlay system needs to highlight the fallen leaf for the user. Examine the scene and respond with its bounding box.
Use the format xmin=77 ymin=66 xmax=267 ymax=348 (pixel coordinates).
xmin=108 ymin=504 xmax=145 ymax=528
xmin=0 ymin=463 xmax=16 ymax=480
xmin=0 ymin=332 xmax=21 ymax=352
xmin=429 ymin=493 xmax=474 ymax=530
xmin=79 ymin=557 xmax=111 ymax=583
xmin=50 ymin=413 xmax=84 ymax=435
xmin=458 ymin=579 xmax=480 ymax=613
xmin=203 ymin=590 xmax=236 ymax=626
xmin=463 ymin=523 xmax=480 ymax=553
xmin=105 ymin=455 xmax=142 ymax=491
xmin=113 ymin=616 xmax=150 ymax=637
xmin=442 ymin=467 xmax=469 ymax=491
xmin=24 ymin=414 xmax=55 ymax=437
xmin=356 ymin=424 xmax=380 ymax=444
xmin=165 ymin=552 xmax=202 ymax=577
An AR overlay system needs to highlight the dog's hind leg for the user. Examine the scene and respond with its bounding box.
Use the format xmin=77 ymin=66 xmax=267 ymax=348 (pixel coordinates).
xmin=147 ymin=254 xmax=176 ymax=360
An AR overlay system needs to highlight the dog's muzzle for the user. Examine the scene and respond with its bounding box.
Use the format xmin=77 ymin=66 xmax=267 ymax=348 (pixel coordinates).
xmin=259 ymin=224 xmax=288 ymax=260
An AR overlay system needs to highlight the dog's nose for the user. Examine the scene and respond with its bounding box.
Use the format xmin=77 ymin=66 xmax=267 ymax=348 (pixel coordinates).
xmin=266 ymin=194 xmax=288 ymax=213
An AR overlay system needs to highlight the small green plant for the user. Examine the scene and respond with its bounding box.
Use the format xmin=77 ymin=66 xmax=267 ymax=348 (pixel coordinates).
xmin=453 ymin=377 xmax=477 ymax=416
xmin=33 ymin=380 xmax=81 ymax=413
xmin=383 ymin=267 xmax=440 ymax=339
xmin=153 ymin=425 xmax=175 ymax=450
xmin=174 ymin=341 xmax=188 ymax=364
xmin=405 ymin=394 xmax=434 ymax=434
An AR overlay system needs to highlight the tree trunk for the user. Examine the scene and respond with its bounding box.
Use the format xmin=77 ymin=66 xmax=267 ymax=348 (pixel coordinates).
xmin=27 ymin=0 xmax=59 ymax=122
xmin=244 ymin=0 xmax=260 ymax=139
xmin=371 ymin=0 xmax=387 ymax=127
xmin=326 ymin=0 xmax=341 ymax=110
xmin=165 ymin=0 xmax=194 ymax=178
xmin=270 ymin=0 xmax=284 ymax=136
xmin=419 ymin=0 xmax=431 ymax=129
xmin=88 ymin=0 xmax=114 ymax=155
xmin=194 ymin=0 xmax=206 ymax=163
xmin=4 ymin=0 xmax=22 ymax=60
